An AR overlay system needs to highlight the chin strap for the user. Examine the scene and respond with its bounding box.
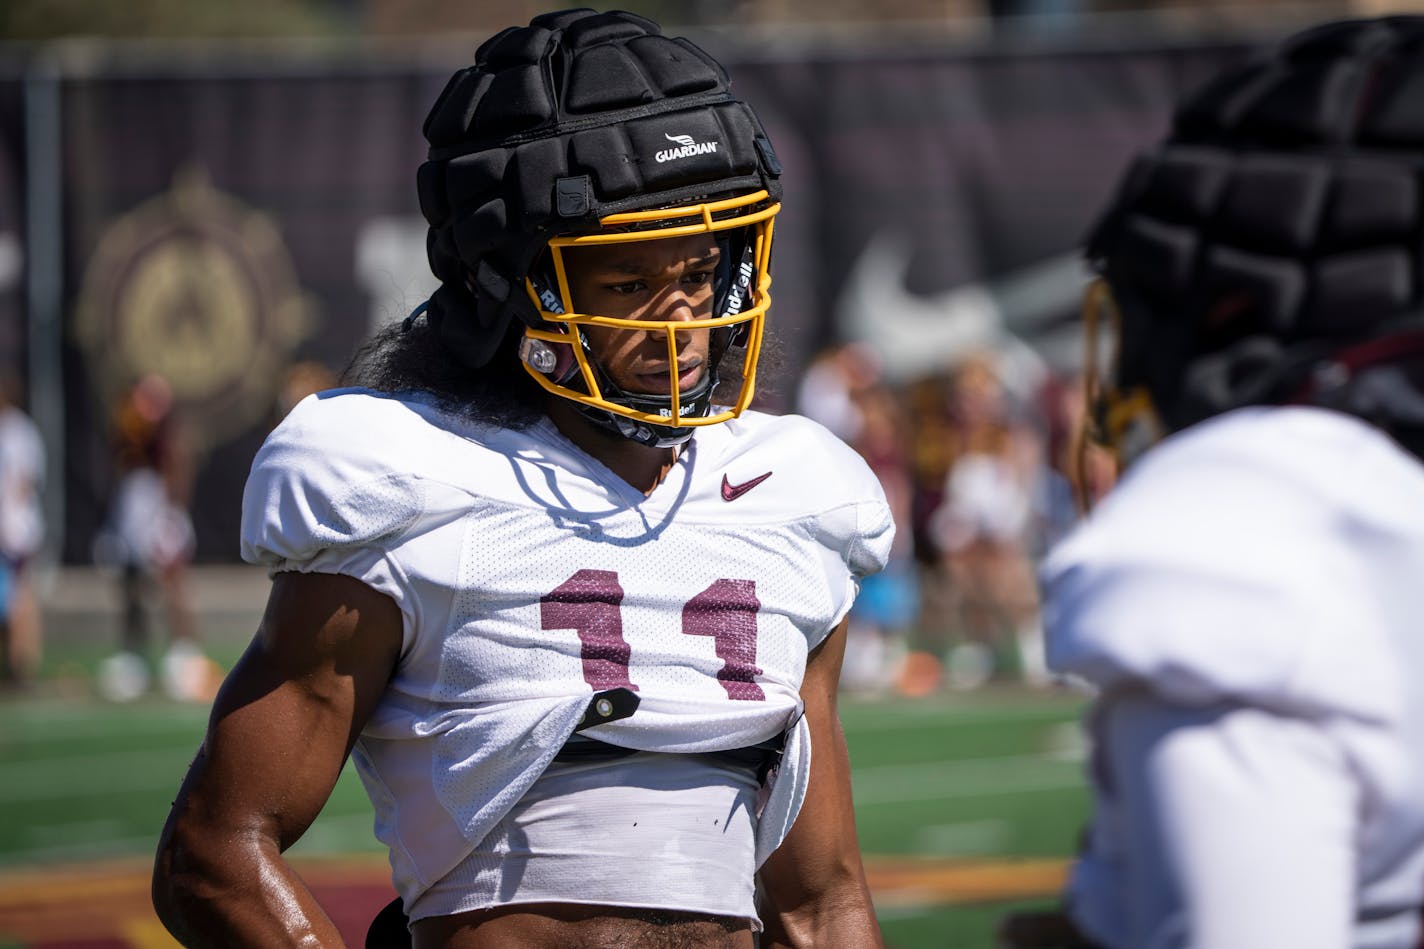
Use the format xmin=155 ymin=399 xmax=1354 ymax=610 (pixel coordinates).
xmin=521 ymin=323 xmax=725 ymax=447
xmin=586 ymin=410 xmax=696 ymax=448
xmin=572 ymin=366 xmax=719 ymax=448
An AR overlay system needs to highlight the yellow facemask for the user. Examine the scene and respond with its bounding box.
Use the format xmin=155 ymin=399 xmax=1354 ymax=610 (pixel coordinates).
xmin=518 ymin=190 xmax=779 ymax=431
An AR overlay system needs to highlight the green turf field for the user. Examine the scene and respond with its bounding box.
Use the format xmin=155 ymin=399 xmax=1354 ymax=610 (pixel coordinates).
xmin=0 ymin=634 xmax=1091 ymax=948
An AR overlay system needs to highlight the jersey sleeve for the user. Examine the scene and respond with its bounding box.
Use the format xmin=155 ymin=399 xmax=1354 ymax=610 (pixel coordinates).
xmin=240 ymin=392 xmax=432 ymax=646
xmin=1069 ymin=691 xmax=1357 ymax=949
xmin=785 ymin=415 xmax=896 ymax=635
xmin=844 ymin=486 xmax=896 ymax=580
xmin=1042 ymin=419 xmax=1397 ymax=722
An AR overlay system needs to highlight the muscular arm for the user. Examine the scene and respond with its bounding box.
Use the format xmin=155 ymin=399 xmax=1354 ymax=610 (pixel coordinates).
xmin=152 ymin=571 xmax=403 ymax=948
xmin=758 ymin=617 xmax=884 ymax=948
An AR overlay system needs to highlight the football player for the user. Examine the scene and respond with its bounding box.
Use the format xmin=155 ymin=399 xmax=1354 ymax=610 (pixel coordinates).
xmin=1006 ymin=14 xmax=1424 ymax=949
xmin=151 ymin=9 xmax=891 ymax=949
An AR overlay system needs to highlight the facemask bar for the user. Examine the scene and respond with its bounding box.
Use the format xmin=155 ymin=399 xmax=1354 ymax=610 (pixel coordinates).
xmin=519 ymin=190 xmax=778 ymax=428
xmin=1077 ymin=277 xmax=1161 ymax=507
xmin=1082 ymin=278 xmax=1164 ymax=451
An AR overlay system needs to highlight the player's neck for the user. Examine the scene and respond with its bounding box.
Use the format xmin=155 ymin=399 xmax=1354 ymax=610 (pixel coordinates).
xmin=545 ymin=400 xmax=679 ymax=496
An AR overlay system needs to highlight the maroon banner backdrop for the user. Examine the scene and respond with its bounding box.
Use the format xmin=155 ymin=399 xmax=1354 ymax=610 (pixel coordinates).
xmin=727 ymin=43 xmax=1249 ymax=385
xmin=57 ymin=62 xmax=447 ymax=561
xmin=8 ymin=37 xmax=1256 ymax=562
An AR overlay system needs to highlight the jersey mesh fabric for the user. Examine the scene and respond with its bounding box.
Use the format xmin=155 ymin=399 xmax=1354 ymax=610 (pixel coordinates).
xmin=240 ymin=389 xmax=893 ymax=911
xmin=0 ymin=408 xmax=44 ymax=559
xmin=409 ymin=752 xmax=761 ymax=926
xmin=1043 ymin=405 xmax=1424 ymax=948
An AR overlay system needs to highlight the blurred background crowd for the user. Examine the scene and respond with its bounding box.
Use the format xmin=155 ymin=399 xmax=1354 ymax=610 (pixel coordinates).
xmin=797 ymin=344 xmax=1116 ymax=697
xmin=0 ymin=0 xmax=1402 ymax=700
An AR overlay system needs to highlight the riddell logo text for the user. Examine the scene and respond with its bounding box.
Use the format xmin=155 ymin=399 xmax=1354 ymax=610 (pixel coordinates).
xmin=723 ymin=259 xmax=755 ymax=315
xmin=656 ymin=133 xmax=719 ymax=163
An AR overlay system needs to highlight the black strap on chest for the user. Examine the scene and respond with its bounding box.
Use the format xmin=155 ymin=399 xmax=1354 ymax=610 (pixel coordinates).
xmin=554 ymin=725 xmax=785 ymax=784
xmin=572 ymin=687 xmax=641 ymax=733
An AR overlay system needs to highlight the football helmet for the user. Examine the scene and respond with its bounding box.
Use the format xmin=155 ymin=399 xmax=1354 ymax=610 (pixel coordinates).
xmin=418 ymin=9 xmax=782 ymax=447
xmin=1083 ymin=16 xmax=1424 ymax=463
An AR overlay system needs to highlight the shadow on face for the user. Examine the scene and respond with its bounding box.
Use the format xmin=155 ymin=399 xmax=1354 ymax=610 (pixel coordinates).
xmin=562 ymin=234 xmax=721 ymax=396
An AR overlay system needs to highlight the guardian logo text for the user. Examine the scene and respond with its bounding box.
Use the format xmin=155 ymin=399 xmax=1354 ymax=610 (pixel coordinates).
xmin=656 ymin=133 xmax=719 ymax=163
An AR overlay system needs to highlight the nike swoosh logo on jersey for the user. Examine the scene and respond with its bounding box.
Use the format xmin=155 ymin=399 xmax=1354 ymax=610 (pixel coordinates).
xmin=721 ymin=471 xmax=773 ymax=501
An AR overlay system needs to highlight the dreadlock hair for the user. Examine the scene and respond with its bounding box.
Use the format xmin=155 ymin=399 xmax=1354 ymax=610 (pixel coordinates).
xmin=340 ymin=314 xmax=544 ymax=429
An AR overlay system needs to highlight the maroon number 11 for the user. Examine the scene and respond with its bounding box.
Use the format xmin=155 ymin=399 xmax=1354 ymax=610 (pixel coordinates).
xmin=541 ymin=569 xmax=765 ymax=701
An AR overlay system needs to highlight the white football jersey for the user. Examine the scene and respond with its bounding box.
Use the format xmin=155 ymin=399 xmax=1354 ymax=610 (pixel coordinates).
xmin=1044 ymin=406 xmax=1424 ymax=949
xmin=241 ymin=389 xmax=893 ymax=909
xmin=0 ymin=406 xmax=44 ymax=559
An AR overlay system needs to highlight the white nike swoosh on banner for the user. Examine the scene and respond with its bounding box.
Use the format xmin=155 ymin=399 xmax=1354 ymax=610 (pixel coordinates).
xmin=835 ymin=230 xmax=1092 ymax=390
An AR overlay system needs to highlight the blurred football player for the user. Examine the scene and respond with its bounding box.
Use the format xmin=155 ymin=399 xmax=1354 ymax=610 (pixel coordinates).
xmin=152 ymin=9 xmax=891 ymax=948
xmin=1005 ymin=15 xmax=1424 ymax=949
xmin=95 ymin=372 xmax=212 ymax=702
xmin=0 ymin=378 xmax=44 ymax=689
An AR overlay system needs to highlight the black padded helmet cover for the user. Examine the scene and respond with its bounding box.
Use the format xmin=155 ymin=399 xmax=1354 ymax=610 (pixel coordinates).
xmin=1087 ymin=16 xmax=1424 ymax=436
xmin=418 ymin=8 xmax=783 ymax=369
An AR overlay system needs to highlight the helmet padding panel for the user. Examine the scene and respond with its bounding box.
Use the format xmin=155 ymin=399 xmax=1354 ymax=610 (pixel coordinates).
xmin=417 ymin=9 xmax=781 ymax=370
xmin=1087 ymin=16 xmax=1424 ymax=437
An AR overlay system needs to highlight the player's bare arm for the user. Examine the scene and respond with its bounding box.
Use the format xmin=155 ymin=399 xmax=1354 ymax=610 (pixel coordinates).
xmin=152 ymin=571 xmax=402 ymax=947
xmin=759 ymin=618 xmax=885 ymax=949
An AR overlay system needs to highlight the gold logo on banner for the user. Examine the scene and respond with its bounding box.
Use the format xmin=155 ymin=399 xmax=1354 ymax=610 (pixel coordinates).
xmin=75 ymin=166 xmax=317 ymax=455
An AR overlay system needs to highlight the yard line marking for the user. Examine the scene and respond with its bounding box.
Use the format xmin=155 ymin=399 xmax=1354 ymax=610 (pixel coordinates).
xmin=852 ymin=753 xmax=1084 ymax=805
xmin=0 ymin=748 xmax=197 ymax=802
xmin=842 ymin=704 xmax=1085 ymax=733
xmin=0 ymin=702 xmax=209 ymax=744
xmin=3 ymin=811 xmax=381 ymax=866
xmin=23 ymin=818 xmax=129 ymax=849
xmin=3 ymin=749 xmax=1083 ymax=807
xmin=0 ymin=832 xmax=163 ymax=866
xmin=914 ymin=819 xmax=1012 ymax=856
xmin=3 ymin=747 xmax=365 ymax=805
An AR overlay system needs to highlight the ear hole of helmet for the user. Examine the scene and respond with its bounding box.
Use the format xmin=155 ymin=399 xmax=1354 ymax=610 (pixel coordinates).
xmin=518 ymin=333 xmax=579 ymax=383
